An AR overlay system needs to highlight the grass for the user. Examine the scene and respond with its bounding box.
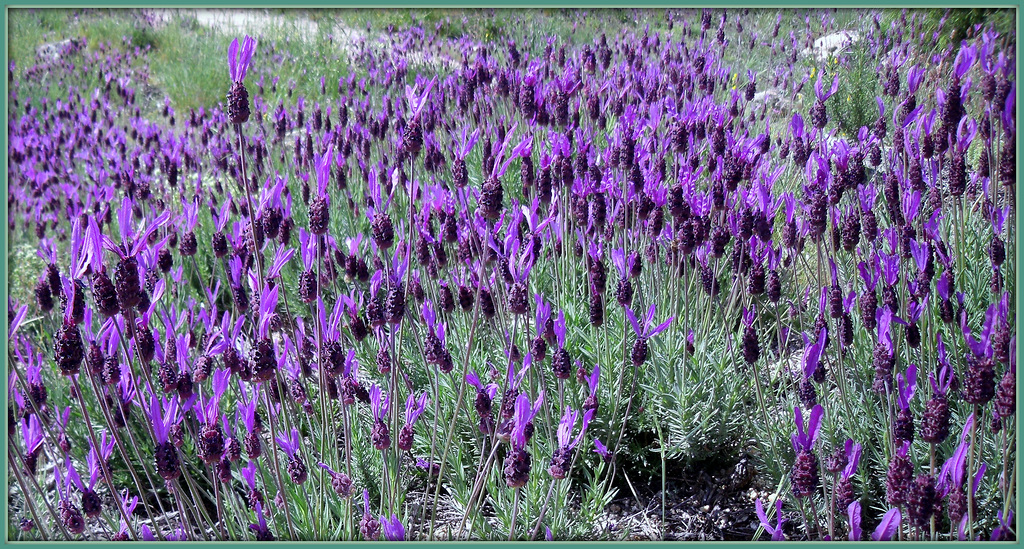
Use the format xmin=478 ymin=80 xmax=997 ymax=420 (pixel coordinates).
xmin=147 ymin=16 xmax=226 ymax=112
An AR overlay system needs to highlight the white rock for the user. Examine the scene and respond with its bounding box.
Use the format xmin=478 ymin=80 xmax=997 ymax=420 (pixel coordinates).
xmin=802 ymin=31 xmax=860 ymax=61
xmin=36 ymin=39 xmax=74 ymax=63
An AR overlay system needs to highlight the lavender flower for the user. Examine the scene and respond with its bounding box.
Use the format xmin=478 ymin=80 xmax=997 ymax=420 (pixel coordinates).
xmin=20 ymin=415 xmax=44 ymax=475
xmin=112 ymin=491 xmax=139 ymax=540
xmin=276 ymin=427 xmax=307 ymax=484
xmin=593 ymin=438 xmax=611 ymax=463
xmin=504 ymin=391 xmax=544 ymax=488
xmin=790 ymin=404 xmax=822 ymax=498
xmin=754 ymin=497 xmax=786 ymax=541
xmin=360 ymin=490 xmax=381 ymax=540
xmin=249 ymin=502 xmax=274 ymax=541
xmin=380 ymin=514 xmax=405 ymax=541
xmin=548 ymin=407 xmax=594 ymax=479
xmin=847 ymin=501 xmax=862 ymax=541
xmin=582 ymin=363 xmax=600 ymax=413
xmin=833 ymin=439 xmax=861 ymax=512
xmin=398 ymin=392 xmax=428 ymax=452
xmin=54 ymin=462 xmax=85 ymax=535
xmin=871 ymin=508 xmax=901 ymax=541
xmin=799 ymin=329 xmax=826 ymax=409
xmin=309 ymin=145 xmax=334 ymax=235
xmin=937 ymin=414 xmax=985 ymax=526
xmin=318 ymin=462 xmax=353 ymax=497
xmin=241 ymin=461 xmax=263 ymax=509
xmin=740 ymin=306 xmax=759 ymax=365
xmin=227 ymin=36 xmax=256 ymax=124
xmin=886 ymin=442 xmax=913 ymax=505
xmin=148 ymin=392 xmax=186 ymax=480
xmin=922 ymin=357 xmax=954 ymax=445
xmin=369 ymin=384 xmax=391 ymax=450
xmin=550 ymin=310 xmax=571 ymax=379
xmin=893 ymin=364 xmax=917 ymax=443
xmin=467 ymin=369 xmax=499 ymax=434
xmin=625 ymin=303 xmax=674 ymax=367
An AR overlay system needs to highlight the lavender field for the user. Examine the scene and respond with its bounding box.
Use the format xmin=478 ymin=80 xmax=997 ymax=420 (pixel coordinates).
xmin=5 ymin=8 xmax=1017 ymax=541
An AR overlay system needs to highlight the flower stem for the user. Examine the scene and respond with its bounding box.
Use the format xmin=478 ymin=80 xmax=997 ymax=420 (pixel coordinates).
xmin=69 ymin=375 xmax=138 ymax=540
xmin=508 ymin=487 xmax=521 ymax=541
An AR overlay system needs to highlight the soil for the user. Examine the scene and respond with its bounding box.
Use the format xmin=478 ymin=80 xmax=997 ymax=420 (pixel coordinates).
xmin=10 ymin=448 xmax=774 ymax=541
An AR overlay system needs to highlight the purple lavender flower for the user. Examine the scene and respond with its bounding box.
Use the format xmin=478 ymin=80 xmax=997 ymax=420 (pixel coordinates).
xmin=238 ymin=386 xmax=263 ymax=458
xmin=360 ymin=490 xmax=381 ymax=540
xmin=275 ymin=427 xmax=307 ymax=484
xmin=871 ymin=508 xmax=901 ymax=541
xmin=962 ymin=304 xmax=997 ymax=405
xmin=626 ymin=304 xmax=674 ymax=367
xmin=148 ymin=392 xmax=186 ymax=480
xmin=308 ymin=145 xmax=334 ymax=235
xmin=593 ymin=438 xmax=611 ymax=463
xmin=467 ymin=368 xmax=499 ymax=434
xmin=582 ymin=363 xmax=600 ymax=414
xmin=754 ymin=497 xmax=786 ymax=541
xmin=504 ymin=391 xmax=544 ymax=488
xmin=380 ymin=514 xmax=405 ymax=541
xmin=451 ymin=127 xmax=480 ymax=189
xmin=907 ymin=473 xmax=937 ymax=530
xmin=847 ymin=501 xmax=862 ymax=541
xmin=833 ymin=439 xmax=861 ymax=512
xmin=20 ymin=415 xmax=44 ymax=475
xmin=53 ymin=280 xmax=85 ymax=376
xmin=505 ymin=238 xmax=536 ymax=316
xmin=369 ymin=384 xmax=391 ymax=450
xmin=894 ymin=364 xmax=917 ymax=443
xmin=66 ymin=456 xmax=103 ymax=518
xmin=922 ymin=354 xmax=954 ymax=444
xmin=872 ymin=307 xmax=896 ymax=392
xmin=112 ymin=491 xmax=139 ymax=540
xmin=937 ymin=414 xmax=985 ymax=526
xmin=550 ymin=309 xmax=572 ymax=379
xmin=241 ymin=461 xmax=263 ymax=509
xmin=886 ymin=442 xmax=913 ymax=505
xmin=740 ymin=306 xmax=759 ymax=365
xmin=227 ymin=36 xmax=256 ymax=124
xmin=249 ymin=502 xmax=274 ymax=541
xmin=398 ymin=392 xmax=428 ymax=452
xmin=799 ymin=329 xmax=827 ymax=408
xmin=54 ymin=462 xmax=85 ymax=535
xmin=790 ymin=404 xmax=823 ymax=498
xmin=991 ymin=510 xmax=1014 ymax=541
xmin=548 ymin=407 xmax=594 ymax=479
xmin=317 ymin=462 xmax=353 ymax=497
xmin=810 ymin=74 xmax=839 ymax=128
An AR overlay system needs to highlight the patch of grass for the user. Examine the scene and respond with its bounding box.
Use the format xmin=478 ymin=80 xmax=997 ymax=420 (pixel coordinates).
xmin=8 ymin=9 xmax=71 ymax=74
xmin=827 ymin=43 xmax=881 ymax=139
xmin=909 ymin=8 xmax=1015 ymax=53
xmin=76 ymin=10 xmax=137 ymax=52
xmin=7 ymin=242 xmax=45 ymax=308
xmin=147 ymin=15 xmax=227 ymax=112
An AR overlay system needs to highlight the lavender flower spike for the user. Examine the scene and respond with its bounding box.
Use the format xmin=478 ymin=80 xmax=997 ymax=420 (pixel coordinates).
xmin=227 ymin=35 xmax=256 ymax=83
xmin=871 ymin=508 xmax=901 ymax=541
xmin=380 ymin=514 xmax=405 ymax=541
xmin=275 ymin=427 xmax=302 ymax=457
xmin=847 ymin=501 xmax=862 ymax=541
xmin=754 ymin=497 xmax=786 ymax=541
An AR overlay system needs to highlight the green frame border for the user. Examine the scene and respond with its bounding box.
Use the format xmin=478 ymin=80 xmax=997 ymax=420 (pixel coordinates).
xmin=1 ymin=3 xmax=1020 ymax=546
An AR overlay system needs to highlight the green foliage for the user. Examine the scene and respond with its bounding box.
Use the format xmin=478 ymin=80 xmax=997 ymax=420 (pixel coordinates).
xmin=913 ymin=8 xmax=1015 ymax=53
xmin=8 ymin=9 xmax=70 ymax=73
xmin=826 ymin=45 xmax=880 ymax=139
xmin=147 ymin=15 xmax=229 ymax=112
